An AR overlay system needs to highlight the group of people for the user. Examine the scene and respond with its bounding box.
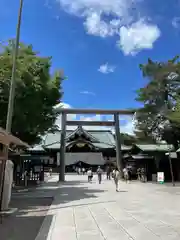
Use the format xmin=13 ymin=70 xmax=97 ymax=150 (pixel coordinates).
xmin=75 ymin=167 xmax=86 ymax=175
xmin=122 ymin=165 xmax=132 ymax=183
xmin=87 ymin=166 xmax=103 ymax=184
xmin=75 ymin=165 xmax=141 ymax=192
xmin=137 ymin=167 xmax=147 ymax=182
xmin=87 ymin=166 xmax=121 ymax=192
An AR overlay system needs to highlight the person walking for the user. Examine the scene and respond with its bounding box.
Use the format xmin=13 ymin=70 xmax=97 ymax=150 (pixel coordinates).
xmin=78 ymin=167 xmax=81 ymax=175
xmin=123 ymin=167 xmax=129 ymax=183
xmin=113 ymin=167 xmax=120 ymax=192
xmin=49 ymin=168 xmax=52 ymax=176
xmin=127 ymin=164 xmax=132 ymax=182
xmin=87 ymin=168 xmax=93 ymax=183
xmin=106 ymin=166 xmax=111 ymax=180
xmin=82 ymin=167 xmax=85 ymax=175
xmin=137 ymin=167 xmax=141 ymax=181
xmin=97 ymin=166 xmax=103 ymax=184
xmin=141 ymin=167 xmax=146 ymax=182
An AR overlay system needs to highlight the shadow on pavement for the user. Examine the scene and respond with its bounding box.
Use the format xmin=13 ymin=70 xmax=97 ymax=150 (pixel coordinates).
xmin=0 ymin=197 xmax=53 ymax=240
xmin=55 ymin=185 xmax=106 ymax=205
xmin=1 ymin=177 xmax=107 ymax=239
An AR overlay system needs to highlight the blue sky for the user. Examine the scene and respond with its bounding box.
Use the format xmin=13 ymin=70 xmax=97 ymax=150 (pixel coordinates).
xmin=0 ymin=0 xmax=180 ymax=134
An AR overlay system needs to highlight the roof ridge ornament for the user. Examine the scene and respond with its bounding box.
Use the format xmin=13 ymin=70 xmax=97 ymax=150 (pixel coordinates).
xmin=66 ymin=125 xmax=100 ymax=142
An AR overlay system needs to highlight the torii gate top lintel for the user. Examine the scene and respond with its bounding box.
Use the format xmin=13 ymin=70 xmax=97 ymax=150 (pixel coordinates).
xmin=56 ymin=108 xmax=135 ymax=115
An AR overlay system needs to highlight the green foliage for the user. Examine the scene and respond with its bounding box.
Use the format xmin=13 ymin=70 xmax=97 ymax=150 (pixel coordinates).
xmin=133 ymin=130 xmax=156 ymax=144
xmin=168 ymin=100 xmax=180 ymax=125
xmin=0 ymin=40 xmax=64 ymax=144
xmin=135 ymin=56 xmax=180 ymax=148
xmin=120 ymin=132 xmax=155 ymax=145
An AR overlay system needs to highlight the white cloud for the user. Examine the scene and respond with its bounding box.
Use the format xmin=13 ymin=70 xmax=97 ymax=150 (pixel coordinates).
xmin=84 ymin=12 xmax=117 ymax=37
xmin=98 ymin=63 xmax=116 ymax=74
xmin=56 ymin=0 xmax=136 ymax=38
xmin=80 ymin=90 xmax=95 ymax=95
xmin=54 ymin=102 xmax=71 ymax=109
xmin=57 ymin=0 xmax=135 ymax=17
xmin=120 ymin=118 xmax=135 ymax=135
xmin=55 ymin=0 xmax=160 ymax=55
xmin=54 ymin=102 xmax=134 ymax=134
xmin=117 ymin=20 xmax=161 ymax=55
xmin=54 ymin=102 xmax=77 ymax=130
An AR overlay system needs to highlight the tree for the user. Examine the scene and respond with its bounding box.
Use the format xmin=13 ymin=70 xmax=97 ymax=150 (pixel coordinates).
xmin=0 ymin=40 xmax=64 ymax=144
xmin=133 ymin=130 xmax=156 ymax=144
xmin=135 ymin=57 xmax=180 ymax=148
xmin=119 ymin=132 xmax=155 ymax=145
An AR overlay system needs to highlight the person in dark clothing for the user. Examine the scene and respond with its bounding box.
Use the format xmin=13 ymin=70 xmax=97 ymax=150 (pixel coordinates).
xmin=127 ymin=165 xmax=132 ymax=182
xmin=137 ymin=168 xmax=141 ymax=181
xmin=106 ymin=166 xmax=111 ymax=180
xmin=141 ymin=167 xmax=146 ymax=182
xmin=97 ymin=166 xmax=103 ymax=184
xmin=128 ymin=168 xmax=132 ymax=181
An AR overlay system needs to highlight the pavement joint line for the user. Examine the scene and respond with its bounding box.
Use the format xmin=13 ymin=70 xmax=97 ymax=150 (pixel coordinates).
xmin=103 ymin=204 xmax=135 ymax=240
xmin=73 ymin=208 xmax=78 ymax=240
xmin=87 ymin=205 xmax=107 ymax=240
xmin=156 ymin=217 xmax=180 ymax=237
xmin=48 ymin=213 xmax=57 ymax=240
xmin=34 ymin=190 xmax=58 ymax=240
xmin=118 ymin=205 xmax=161 ymax=239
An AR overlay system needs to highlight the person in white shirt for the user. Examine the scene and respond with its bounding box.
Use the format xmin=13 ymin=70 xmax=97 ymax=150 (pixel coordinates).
xmin=87 ymin=168 xmax=93 ymax=182
xmin=82 ymin=167 xmax=85 ymax=175
xmin=123 ymin=167 xmax=129 ymax=183
xmin=113 ymin=168 xmax=120 ymax=192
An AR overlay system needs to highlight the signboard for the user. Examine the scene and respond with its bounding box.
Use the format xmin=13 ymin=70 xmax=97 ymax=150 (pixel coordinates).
xmin=157 ymin=172 xmax=164 ymax=184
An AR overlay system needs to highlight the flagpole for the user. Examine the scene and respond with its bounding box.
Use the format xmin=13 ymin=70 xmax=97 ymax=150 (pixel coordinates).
xmin=0 ymin=0 xmax=24 ymax=213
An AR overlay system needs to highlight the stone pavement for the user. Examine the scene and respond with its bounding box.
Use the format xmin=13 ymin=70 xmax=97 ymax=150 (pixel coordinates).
xmin=36 ymin=174 xmax=180 ymax=240
xmin=0 ymin=174 xmax=58 ymax=240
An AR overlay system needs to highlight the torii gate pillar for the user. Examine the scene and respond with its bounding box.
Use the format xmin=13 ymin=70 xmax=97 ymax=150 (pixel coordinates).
xmin=114 ymin=113 xmax=123 ymax=176
xmin=59 ymin=112 xmax=66 ymax=182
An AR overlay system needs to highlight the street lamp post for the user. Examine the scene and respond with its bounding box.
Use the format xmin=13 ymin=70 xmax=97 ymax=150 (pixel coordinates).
xmin=0 ymin=0 xmax=24 ymax=212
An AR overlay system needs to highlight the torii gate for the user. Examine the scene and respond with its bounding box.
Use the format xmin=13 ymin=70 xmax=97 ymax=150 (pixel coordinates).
xmin=56 ymin=108 xmax=135 ymax=181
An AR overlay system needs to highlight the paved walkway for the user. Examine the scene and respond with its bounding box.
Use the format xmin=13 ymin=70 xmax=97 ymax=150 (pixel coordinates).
xmin=0 ymin=174 xmax=58 ymax=240
xmin=36 ymin=174 xmax=180 ymax=240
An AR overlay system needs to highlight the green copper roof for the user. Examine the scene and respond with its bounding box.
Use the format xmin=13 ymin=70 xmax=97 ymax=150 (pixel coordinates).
xmin=44 ymin=141 xmax=115 ymax=150
xmin=121 ymin=145 xmax=132 ymax=151
xmin=135 ymin=144 xmax=174 ymax=152
xmin=43 ymin=129 xmax=116 ymax=149
xmin=28 ymin=145 xmax=45 ymax=152
xmin=29 ymin=128 xmax=133 ymax=151
xmin=66 ymin=126 xmax=100 ymax=142
xmin=93 ymin=142 xmax=114 ymax=149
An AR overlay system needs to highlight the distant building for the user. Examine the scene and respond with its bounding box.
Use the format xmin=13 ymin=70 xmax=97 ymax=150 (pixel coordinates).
xmin=27 ymin=126 xmax=131 ymax=171
xmin=24 ymin=127 xmax=180 ymax=182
